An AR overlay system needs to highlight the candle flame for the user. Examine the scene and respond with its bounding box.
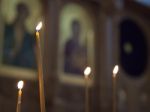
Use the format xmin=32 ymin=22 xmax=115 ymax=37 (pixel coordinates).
xmin=17 ymin=80 xmax=24 ymax=89
xmin=36 ymin=21 xmax=42 ymax=31
xmin=84 ymin=66 xmax=91 ymax=77
xmin=113 ymin=65 xmax=119 ymax=77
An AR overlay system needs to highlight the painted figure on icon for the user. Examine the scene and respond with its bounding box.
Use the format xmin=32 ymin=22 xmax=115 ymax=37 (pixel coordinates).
xmin=64 ymin=20 xmax=87 ymax=75
xmin=3 ymin=3 xmax=36 ymax=68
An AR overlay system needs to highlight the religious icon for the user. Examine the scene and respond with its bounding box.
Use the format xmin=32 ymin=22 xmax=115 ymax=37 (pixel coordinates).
xmin=120 ymin=18 xmax=148 ymax=77
xmin=54 ymin=2 xmax=98 ymax=112
xmin=58 ymin=3 xmax=95 ymax=85
xmin=0 ymin=0 xmax=42 ymax=78
xmin=3 ymin=3 xmax=36 ymax=69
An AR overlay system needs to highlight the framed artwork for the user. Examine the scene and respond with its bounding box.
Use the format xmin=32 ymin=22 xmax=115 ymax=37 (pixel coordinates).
xmin=58 ymin=2 xmax=95 ymax=86
xmin=116 ymin=11 xmax=150 ymax=112
xmin=52 ymin=1 xmax=100 ymax=112
xmin=0 ymin=0 xmax=42 ymax=80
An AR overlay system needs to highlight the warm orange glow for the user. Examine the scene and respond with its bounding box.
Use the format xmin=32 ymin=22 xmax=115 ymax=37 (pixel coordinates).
xmin=36 ymin=21 xmax=42 ymax=31
xmin=113 ymin=65 xmax=119 ymax=78
xmin=17 ymin=81 xmax=24 ymax=90
xmin=84 ymin=67 xmax=91 ymax=77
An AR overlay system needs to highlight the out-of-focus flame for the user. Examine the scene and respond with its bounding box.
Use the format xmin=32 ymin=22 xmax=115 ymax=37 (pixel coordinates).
xmin=84 ymin=66 xmax=91 ymax=77
xmin=113 ymin=65 xmax=119 ymax=78
xmin=18 ymin=81 xmax=24 ymax=89
xmin=36 ymin=21 xmax=42 ymax=31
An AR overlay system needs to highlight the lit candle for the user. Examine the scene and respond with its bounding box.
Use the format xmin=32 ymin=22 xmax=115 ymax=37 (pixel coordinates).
xmin=112 ymin=65 xmax=119 ymax=112
xmin=84 ymin=66 xmax=91 ymax=112
xmin=16 ymin=80 xmax=24 ymax=112
xmin=36 ymin=21 xmax=46 ymax=112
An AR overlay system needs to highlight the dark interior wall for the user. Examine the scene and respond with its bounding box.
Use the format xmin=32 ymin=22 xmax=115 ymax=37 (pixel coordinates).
xmin=0 ymin=0 xmax=149 ymax=112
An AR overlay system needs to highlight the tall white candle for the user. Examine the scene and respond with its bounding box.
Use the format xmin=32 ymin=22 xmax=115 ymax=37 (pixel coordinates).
xmin=16 ymin=80 xmax=24 ymax=112
xmin=112 ymin=65 xmax=119 ymax=112
xmin=36 ymin=21 xmax=46 ymax=112
xmin=84 ymin=66 xmax=91 ymax=112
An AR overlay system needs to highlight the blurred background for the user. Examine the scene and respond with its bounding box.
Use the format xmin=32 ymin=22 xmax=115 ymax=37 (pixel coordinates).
xmin=0 ymin=0 xmax=149 ymax=112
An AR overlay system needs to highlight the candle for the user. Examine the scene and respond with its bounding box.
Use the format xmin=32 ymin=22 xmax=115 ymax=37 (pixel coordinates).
xmin=112 ymin=65 xmax=119 ymax=112
xmin=16 ymin=80 xmax=24 ymax=112
xmin=84 ymin=66 xmax=91 ymax=112
xmin=36 ymin=21 xmax=46 ymax=112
